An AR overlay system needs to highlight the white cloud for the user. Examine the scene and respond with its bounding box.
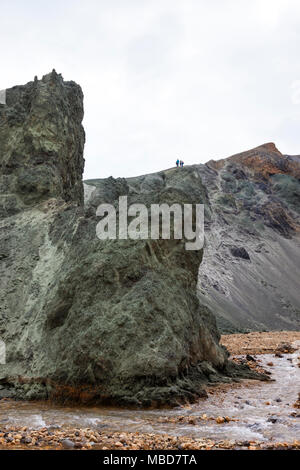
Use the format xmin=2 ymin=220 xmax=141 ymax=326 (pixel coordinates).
xmin=256 ymin=0 xmax=286 ymax=29
xmin=0 ymin=0 xmax=299 ymax=180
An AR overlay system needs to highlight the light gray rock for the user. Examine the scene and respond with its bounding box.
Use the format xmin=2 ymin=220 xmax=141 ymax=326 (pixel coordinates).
xmin=61 ymin=439 xmax=75 ymax=449
xmin=197 ymin=146 xmax=300 ymax=332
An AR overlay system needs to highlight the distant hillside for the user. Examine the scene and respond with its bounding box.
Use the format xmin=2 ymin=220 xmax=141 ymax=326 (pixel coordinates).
xmin=86 ymin=143 xmax=300 ymax=333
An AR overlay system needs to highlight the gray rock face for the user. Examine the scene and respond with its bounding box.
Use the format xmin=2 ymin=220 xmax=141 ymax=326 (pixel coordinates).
xmin=1 ymin=73 xmax=256 ymax=406
xmin=0 ymin=70 xmax=85 ymax=218
xmin=197 ymin=145 xmax=300 ymax=333
xmin=86 ymin=144 xmax=300 ymax=334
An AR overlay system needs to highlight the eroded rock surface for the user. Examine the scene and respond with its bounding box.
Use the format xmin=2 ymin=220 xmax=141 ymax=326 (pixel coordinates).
xmin=86 ymin=143 xmax=300 ymax=334
xmin=0 ymin=70 xmax=85 ymax=217
xmin=198 ymin=144 xmax=300 ymax=332
xmin=0 ymin=73 xmax=253 ymax=406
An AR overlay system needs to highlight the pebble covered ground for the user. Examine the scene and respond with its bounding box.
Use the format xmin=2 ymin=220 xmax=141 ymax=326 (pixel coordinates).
xmin=0 ymin=425 xmax=299 ymax=450
xmin=220 ymin=331 xmax=300 ymax=355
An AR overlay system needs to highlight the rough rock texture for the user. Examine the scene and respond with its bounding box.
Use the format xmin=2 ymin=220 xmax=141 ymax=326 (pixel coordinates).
xmin=0 ymin=70 xmax=85 ymax=218
xmin=86 ymin=143 xmax=300 ymax=334
xmin=0 ymin=73 xmax=258 ymax=406
xmin=87 ymin=143 xmax=300 ymax=334
xmin=197 ymin=143 xmax=300 ymax=332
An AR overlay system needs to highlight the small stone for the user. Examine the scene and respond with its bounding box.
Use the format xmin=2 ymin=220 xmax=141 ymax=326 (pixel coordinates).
xmin=216 ymin=416 xmax=225 ymax=424
xmin=246 ymin=354 xmax=256 ymax=362
xmin=61 ymin=439 xmax=75 ymax=449
xmin=241 ymin=441 xmax=250 ymax=447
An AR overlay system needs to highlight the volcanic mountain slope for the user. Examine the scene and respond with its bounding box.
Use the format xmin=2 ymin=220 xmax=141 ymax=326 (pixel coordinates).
xmin=85 ymin=143 xmax=300 ymax=333
xmin=197 ymin=143 xmax=300 ymax=332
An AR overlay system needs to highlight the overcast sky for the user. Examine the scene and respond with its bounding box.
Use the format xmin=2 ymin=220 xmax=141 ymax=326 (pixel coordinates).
xmin=1 ymin=0 xmax=300 ymax=179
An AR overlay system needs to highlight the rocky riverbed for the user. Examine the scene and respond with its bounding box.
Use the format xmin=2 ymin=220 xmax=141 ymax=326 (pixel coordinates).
xmin=0 ymin=332 xmax=299 ymax=450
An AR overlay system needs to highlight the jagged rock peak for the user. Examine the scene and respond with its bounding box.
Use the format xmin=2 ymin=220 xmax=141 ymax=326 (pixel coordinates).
xmin=0 ymin=71 xmax=85 ymax=217
xmin=258 ymin=142 xmax=282 ymax=154
xmin=207 ymin=142 xmax=300 ymax=179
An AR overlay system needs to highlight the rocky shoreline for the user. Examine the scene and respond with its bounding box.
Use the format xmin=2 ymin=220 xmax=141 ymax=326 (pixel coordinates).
xmin=0 ymin=332 xmax=299 ymax=451
xmin=0 ymin=426 xmax=299 ymax=451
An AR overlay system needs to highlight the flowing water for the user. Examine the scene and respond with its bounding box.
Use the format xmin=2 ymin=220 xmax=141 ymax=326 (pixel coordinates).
xmin=1 ymin=345 xmax=299 ymax=444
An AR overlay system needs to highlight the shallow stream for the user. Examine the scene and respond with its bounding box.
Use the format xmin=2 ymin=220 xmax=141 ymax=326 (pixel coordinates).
xmin=1 ymin=345 xmax=299 ymax=444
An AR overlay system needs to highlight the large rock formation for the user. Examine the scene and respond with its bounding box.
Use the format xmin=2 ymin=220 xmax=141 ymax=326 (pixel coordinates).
xmin=86 ymin=144 xmax=300 ymax=334
xmin=1 ymin=73 xmax=257 ymax=406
